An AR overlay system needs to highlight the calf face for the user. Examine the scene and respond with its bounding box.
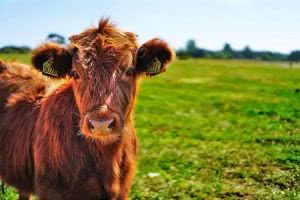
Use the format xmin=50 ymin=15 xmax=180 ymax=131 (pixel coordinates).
xmin=32 ymin=19 xmax=174 ymax=141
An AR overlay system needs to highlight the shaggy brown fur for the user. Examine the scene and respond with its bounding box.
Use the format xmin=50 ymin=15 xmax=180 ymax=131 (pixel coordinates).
xmin=0 ymin=18 xmax=174 ymax=200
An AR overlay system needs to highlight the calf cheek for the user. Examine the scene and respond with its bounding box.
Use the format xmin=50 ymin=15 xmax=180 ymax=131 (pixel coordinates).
xmin=116 ymin=82 xmax=135 ymax=117
xmin=72 ymin=82 xmax=90 ymax=114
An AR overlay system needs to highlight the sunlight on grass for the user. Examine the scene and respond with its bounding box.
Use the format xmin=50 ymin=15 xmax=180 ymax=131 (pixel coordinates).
xmin=0 ymin=55 xmax=299 ymax=199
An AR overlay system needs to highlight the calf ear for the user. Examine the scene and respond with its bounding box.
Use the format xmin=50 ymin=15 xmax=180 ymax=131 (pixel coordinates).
xmin=136 ymin=38 xmax=175 ymax=76
xmin=31 ymin=43 xmax=72 ymax=78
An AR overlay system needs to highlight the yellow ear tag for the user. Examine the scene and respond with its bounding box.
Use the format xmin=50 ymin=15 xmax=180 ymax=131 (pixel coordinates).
xmin=147 ymin=57 xmax=161 ymax=75
xmin=42 ymin=58 xmax=58 ymax=77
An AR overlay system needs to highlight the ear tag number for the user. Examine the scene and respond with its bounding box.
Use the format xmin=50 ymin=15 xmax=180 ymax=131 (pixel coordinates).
xmin=147 ymin=57 xmax=161 ymax=75
xmin=42 ymin=58 xmax=58 ymax=77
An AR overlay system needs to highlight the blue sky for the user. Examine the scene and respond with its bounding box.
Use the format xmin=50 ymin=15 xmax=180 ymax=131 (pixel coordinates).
xmin=0 ymin=0 xmax=299 ymax=53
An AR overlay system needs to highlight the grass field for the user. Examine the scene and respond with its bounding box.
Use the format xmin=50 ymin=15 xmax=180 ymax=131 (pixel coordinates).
xmin=0 ymin=54 xmax=300 ymax=200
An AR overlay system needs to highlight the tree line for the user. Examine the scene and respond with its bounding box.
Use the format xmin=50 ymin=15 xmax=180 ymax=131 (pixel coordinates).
xmin=1 ymin=37 xmax=300 ymax=64
xmin=0 ymin=33 xmax=66 ymax=54
xmin=0 ymin=46 xmax=31 ymax=53
xmin=177 ymin=40 xmax=300 ymax=64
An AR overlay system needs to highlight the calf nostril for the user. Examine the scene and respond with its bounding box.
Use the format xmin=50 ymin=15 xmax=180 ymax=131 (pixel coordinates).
xmin=87 ymin=120 xmax=95 ymax=130
xmin=108 ymin=120 xmax=115 ymax=129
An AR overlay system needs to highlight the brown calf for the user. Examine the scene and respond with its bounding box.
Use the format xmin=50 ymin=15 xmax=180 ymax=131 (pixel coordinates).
xmin=0 ymin=18 xmax=174 ymax=200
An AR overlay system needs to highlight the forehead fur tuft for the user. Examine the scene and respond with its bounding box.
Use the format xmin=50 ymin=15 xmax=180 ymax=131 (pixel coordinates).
xmin=69 ymin=18 xmax=137 ymax=50
xmin=97 ymin=17 xmax=114 ymax=34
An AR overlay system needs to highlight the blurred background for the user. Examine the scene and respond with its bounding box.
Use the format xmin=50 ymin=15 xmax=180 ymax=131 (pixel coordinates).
xmin=0 ymin=0 xmax=300 ymax=199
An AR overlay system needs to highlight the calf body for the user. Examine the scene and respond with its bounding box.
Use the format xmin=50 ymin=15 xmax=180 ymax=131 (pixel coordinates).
xmin=0 ymin=62 xmax=136 ymax=200
xmin=0 ymin=19 xmax=174 ymax=200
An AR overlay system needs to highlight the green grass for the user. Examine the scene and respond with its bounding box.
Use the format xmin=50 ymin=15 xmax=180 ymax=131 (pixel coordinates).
xmin=0 ymin=54 xmax=300 ymax=199
xmin=0 ymin=53 xmax=31 ymax=64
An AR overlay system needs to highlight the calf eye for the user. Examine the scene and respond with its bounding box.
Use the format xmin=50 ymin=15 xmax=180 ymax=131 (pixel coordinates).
xmin=70 ymin=70 xmax=80 ymax=79
xmin=125 ymin=68 xmax=135 ymax=77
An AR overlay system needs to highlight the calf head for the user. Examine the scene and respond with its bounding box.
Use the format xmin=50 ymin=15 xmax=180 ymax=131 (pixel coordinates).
xmin=32 ymin=18 xmax=174 ymax=141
